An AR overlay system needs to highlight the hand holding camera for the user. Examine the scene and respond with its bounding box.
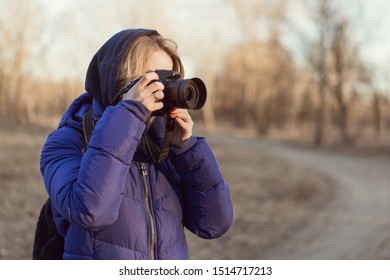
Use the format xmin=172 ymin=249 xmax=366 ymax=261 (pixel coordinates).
xmin=169 ymin=108 xmax=194 ymax=144
xmin=122 ymin=72 xmax=165 ymax=112
xmin=122 ymin=70 xmax=207 ymax=115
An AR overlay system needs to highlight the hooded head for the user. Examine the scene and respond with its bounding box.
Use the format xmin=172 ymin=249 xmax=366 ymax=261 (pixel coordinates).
xmin=85 ymin=29 xmax=184 ymax=108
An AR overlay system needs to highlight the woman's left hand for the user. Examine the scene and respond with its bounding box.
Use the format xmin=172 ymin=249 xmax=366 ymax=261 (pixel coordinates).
xmin=169 ymin=108 xmax=193 ymax=145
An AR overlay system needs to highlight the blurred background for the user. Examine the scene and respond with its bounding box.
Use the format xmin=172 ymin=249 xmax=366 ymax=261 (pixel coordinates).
xmin=1 ymin=0 xmax=390 ymax=143
xmin=1 ymin=0 xmax=390 ymax=260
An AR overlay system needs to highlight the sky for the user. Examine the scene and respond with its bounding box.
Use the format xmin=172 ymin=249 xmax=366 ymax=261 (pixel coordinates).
xmin=31 ymin=0 xmax=242 ymax=79
xmin=2 ymin=0 xmax=390 ymax=89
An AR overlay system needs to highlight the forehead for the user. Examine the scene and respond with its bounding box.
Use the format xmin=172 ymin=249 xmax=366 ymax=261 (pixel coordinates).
xmin=146 ymin=48 xmax=173 ymax=71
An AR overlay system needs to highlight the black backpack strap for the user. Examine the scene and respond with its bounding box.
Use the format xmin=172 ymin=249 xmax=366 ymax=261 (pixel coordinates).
xmin=82 ymin=108 xmax=94 ymax=146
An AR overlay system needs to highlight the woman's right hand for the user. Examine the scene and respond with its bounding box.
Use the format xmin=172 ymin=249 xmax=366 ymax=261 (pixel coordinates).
xmin=122 ymin=72 xmax=165 ymax=112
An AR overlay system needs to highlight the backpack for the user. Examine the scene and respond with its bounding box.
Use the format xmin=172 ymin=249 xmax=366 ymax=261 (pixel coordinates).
xmin=32 ymin=109 xmax=94 ymax=260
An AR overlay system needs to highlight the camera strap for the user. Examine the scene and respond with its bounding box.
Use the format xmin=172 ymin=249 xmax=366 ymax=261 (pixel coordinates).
xmin=157 ymin=116 xmax=174 ymax=162
xmin=143 ymin=115 xmax=174 ymax=163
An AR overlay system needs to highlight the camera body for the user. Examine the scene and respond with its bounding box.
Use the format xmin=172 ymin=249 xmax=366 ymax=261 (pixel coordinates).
xmin=123 ymin=70 xmax=207 ymax=116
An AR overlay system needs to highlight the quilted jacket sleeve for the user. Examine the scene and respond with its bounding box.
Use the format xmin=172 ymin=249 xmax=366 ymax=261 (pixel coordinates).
xmin=170 ymin=137 xmax=233 ymax=239
xmin=40 ymin=100 xmax=150 ymax=230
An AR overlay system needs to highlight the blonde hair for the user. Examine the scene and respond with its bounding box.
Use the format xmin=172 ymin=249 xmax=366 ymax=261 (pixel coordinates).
xmin=117 ymin=33 xmax=184 ymax=91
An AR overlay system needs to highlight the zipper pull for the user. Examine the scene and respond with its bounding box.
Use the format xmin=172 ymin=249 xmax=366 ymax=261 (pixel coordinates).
xmin=140 ymin=162 xmax=147 ymax=176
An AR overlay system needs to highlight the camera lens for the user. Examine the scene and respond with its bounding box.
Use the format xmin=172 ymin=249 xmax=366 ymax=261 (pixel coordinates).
xmin=184 ymin=88 xmax=193 ymax=102
xmin=188 ymin=78 xmax=206 ymax=110
xmin=162 ymin=77 xmax=207 ymax=111
xmin=183 ymin=82 xmax=200 ymax=109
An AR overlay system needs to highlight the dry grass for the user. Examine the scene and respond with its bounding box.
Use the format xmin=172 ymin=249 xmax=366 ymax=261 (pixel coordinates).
xmin=0 ymin=120 xmax=49 ymax=259
xmin=0 ymin=120 xmax=335 ymax=259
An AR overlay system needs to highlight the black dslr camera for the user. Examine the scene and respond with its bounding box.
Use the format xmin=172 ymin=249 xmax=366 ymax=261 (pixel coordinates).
xmin=121 ymin=70 xmax=207 ymax=116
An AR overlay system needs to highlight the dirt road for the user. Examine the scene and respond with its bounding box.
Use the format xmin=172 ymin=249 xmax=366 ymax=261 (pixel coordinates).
xmin=218 ymin=136 xmax=390 ymax=259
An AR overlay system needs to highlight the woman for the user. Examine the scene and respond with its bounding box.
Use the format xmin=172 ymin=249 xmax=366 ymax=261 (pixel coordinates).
xmin=40 ymin=29 xmax=233 ymax=260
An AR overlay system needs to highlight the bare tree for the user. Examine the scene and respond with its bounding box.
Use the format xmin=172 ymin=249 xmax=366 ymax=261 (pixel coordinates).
xmin=0 ymin=0 xmax=44 ymax=122
xmin=331 ymin=19 xmax=353 ymax=144
xmin=303 ymin=0 xmax=334 ymax=145
xmin=220 ymin=0 xmax=294 ymax=135
xmin=302 ymin=0 xmax=371 ymax=145
xmin=216 ymin=31 xmax=295 ymax=135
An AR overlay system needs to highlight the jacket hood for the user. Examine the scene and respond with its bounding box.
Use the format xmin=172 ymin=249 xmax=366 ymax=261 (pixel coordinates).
xmin=85 ymin=29 xmax=159 ymax=108
xmin=58 ymin=92 xmax=92 ymax=131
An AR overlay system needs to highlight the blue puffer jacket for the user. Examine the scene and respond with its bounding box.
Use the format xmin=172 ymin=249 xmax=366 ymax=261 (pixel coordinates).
xmin=40 ymin=29 xmax=233 ymax=260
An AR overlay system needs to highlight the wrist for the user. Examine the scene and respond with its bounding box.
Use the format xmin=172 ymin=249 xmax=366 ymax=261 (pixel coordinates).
xmin=170 ymin=135 xmax=197 ymax=156
xmin=119 ymin=99 xmax=152 ymax=123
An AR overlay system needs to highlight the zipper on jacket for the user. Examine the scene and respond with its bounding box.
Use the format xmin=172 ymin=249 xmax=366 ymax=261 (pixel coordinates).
xmin=140 ymin=162 xmax=156 ymax=260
